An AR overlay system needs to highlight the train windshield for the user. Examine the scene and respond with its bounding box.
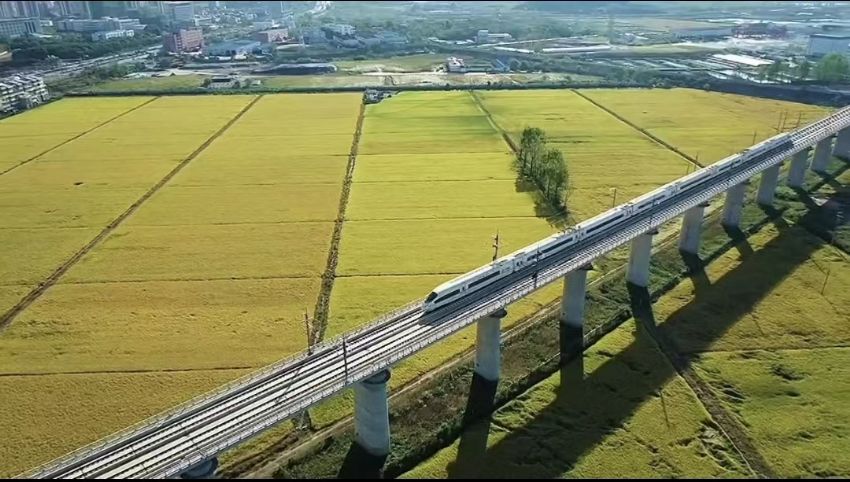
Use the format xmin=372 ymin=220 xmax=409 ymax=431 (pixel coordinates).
xmin=425 ymin=292 xmax=438 ymax=303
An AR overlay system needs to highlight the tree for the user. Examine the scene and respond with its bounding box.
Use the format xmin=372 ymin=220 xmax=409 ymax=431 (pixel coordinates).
xmin=512 ymin=127 xmax=570 ymax=213
xmin=814 ymin=53 xmax=850 ymax=83
xmin=516 ymin=127 xmax=545 ymax=173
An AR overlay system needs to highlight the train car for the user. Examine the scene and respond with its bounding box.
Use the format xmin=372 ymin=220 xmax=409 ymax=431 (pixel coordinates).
xmin=627 ymin=184 xmax=676 ymax=215
xmin=576 ymin=206 xmax=631 ymax=241
xmin=531 ymin=229 xmax=579 ymax=262
xmin=423 ymin=258 xmax=514 ymax=313
xmin=740 ymin=133 xmax=793 ymax=167
xmin=674 ymin=164 xmax=718 ymax=193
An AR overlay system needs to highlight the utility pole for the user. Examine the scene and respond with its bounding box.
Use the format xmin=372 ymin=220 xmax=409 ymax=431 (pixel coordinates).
xmin=492 ymin=230 xmax=501 ymax=261
xmin=752 ymin=130 xmax=757 ymax=145
xmin=795 ymin=111 xmax=802 ymax=129
xmin=304 ymin=309 xmax=313 ymax=355
xmin=611 ymin=187 xmax=618 ymax=207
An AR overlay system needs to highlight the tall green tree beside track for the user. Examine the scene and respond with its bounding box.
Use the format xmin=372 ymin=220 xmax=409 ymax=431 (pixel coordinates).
xmin=513 ymin=127 xmax=570 ymax=214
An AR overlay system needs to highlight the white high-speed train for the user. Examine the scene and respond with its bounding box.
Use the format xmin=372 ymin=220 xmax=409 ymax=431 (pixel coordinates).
xmin=422 ymin=132 xmax=795 ymax=313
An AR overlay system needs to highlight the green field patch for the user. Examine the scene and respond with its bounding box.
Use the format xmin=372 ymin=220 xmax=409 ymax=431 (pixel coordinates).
xmin=0 ymin=227 xmax=100 ymax=285
xmin=172 ymin=155 xmax=348 ymax=186
xmin=354 ymin=153 xmax=515 ymax=183
xmin=0 ymin=369 xmax=250 ymax=478
xmin=128 ymin=183 xmax=342 ymax=225
xmin=258 ymin=74 xmax=384 ymax=89
xmin=346 ymin=180 xmax=541 ymax=220
xmin=336 ymin=217 xmax=554 ymax=276
xmin=0 ymin=277 xmax=318 ymax=374
xmin=654 ymin=224 xmax=850 ymax=354
xmin=89 ymin=74 xmax=205 ymax=92
xmin=402 ymin=320 xmax=748 ymax=478
xmin=0 ymin=187 xmax=149 ymax=229
xmin=65 ymin=222 xmax=333 ymax=282
xmin=695 ymin=348 xmax=850 ymax=478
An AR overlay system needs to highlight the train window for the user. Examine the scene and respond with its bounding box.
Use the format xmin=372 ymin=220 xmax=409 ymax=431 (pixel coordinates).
xmin=542 ymin=237 xmax=573 ymax=254
xmin=445 ymin=289 xmax=461 ymax=300
xmin=586 ymin=213 xmax=625 ymax=234
xmin=469 ymin=270 xmax=502 ymax=289
xmin=425 ymin=292 xmax=438 ymax=303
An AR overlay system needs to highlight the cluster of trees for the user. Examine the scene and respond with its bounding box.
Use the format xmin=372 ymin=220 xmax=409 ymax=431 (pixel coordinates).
xmin=758 ymin=54 xmax=849 ymax=83
xmin=514 ymin=127 xmax=570 ymax=213
xmin=813 ymin=53 xmax=850 ymax=83
xmin=46 ymin=63 xmax=145 ymax=93
xmin=6 ymin=33 xmax=158 ymax=65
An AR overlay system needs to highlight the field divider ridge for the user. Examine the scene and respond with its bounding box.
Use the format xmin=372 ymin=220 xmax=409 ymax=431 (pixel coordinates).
xmin=571 ymin=89 xmax=705 ymax=168
xmin=311 ymin=95 xmax=367 ymax=346
xmin=469 ymin=90 xmax=519 ymax=153
xmin=0 ymin=94 xmax=264 ymax=332
xmin=0 ymin=96 xmax=161 ymax=176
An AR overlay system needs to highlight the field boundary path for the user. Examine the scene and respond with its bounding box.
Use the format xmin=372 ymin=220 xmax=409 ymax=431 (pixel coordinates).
xmin=312 ymin=95 xmax=367 ymax=345
xmin=0 ymin=97 xmax=160 ymax=176
xmin=469 ymin=90 xmax=519 ymax=153
xmin=637 ymin=313 xmax=774 ymax=478
xmin=0 ymin=95 xmax=264 ymax=332
xmin=572 ymin=89 xmax=706 ymax=169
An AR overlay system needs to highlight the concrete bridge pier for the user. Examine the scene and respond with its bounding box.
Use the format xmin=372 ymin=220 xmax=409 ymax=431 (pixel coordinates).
xmin=787 ymin=148 xmax=810 ymax=188
xmin=833 ymin=127 xmax=850 ymax=160
xmin=353 ymin=369 xmax=391 ymax=457
xmin=560 ymin=265 xmax=592 ymax=356
xmin=180 ymin=457 xmax=218 ymax=479
xmin=627 ymin=230 xmax=657 ymax=287
xmin=756 ymin=163 xmax=781 ymax=206
xmin=678 ymin=202 xmax=709 ymax=255
xmin=474 ymin=308 xmax=508 ymax=383
xmin=722 ymin=181 xmax=748 ymax=229
xmin=812 ymin=137 xmax=834 ymax=173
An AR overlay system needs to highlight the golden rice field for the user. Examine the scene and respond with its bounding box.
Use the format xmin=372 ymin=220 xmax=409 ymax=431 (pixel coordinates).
xmin=0 ymin=93 xmax=361 ymax=476
xmin=402 ymin=320 xmax=749 ymax=479
xmin=581 ymin=88 xmax=831 ymax=165
xmin=649 ymin=224 xmax=850 ymax=478
xmin=0 ymin=88 xmax=839 ymax=476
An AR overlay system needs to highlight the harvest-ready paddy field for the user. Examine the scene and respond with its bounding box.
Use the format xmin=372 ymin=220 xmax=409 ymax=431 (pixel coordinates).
xmin=0 ymin=88 xmax=838 ymax=477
